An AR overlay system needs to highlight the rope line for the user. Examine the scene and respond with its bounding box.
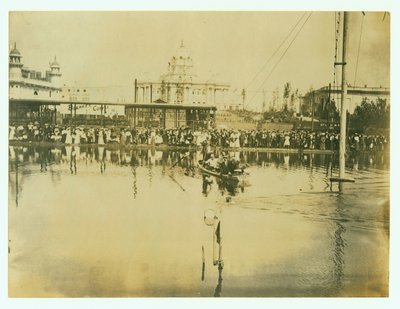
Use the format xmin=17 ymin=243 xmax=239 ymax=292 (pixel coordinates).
xmin=247 ymin=12 xmax=313 ymax=108
xmin=353 ymin=13 xmax=365 ymax=87
xmin=244 ymin=12 xmax=308 ymax=91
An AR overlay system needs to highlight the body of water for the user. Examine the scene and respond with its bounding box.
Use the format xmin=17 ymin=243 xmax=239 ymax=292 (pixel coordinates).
xmin=8 ymin=145 xmax=389 ymax=297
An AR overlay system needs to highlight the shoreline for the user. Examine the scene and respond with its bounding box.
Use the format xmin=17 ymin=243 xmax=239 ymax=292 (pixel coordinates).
xmin=8 ymin=140 xmax=389 ymax=155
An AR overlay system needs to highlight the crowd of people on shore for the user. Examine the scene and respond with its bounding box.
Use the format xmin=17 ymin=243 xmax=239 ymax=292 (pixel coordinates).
xmin=9 ymin=122 xmax=389 ymax=151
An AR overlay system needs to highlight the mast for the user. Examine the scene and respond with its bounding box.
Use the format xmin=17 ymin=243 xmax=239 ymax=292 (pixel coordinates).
xmin=331 ymin=11 xmax=354 ymax=184
xmin=339 ymin=11 xmax=348 ymax=180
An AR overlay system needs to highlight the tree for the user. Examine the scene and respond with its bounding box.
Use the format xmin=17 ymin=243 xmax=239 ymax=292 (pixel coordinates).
xmin=350 ymin=97 xmax=389 ymax=132
xmin=315 ymin=98 xmax=339 ymax=121
xmin=271 ymin=87 xmax=279 ymax=111
xmin=289 ymin=88 xmax=298 ymax=112
xmin=283 ymin=82 xmax=292 ymax=111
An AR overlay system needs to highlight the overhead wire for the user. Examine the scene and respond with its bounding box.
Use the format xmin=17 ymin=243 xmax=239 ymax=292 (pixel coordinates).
xmin=353 ymin=12 xmax=365 ymax=87
xmin=244 ymin=12 xmax=308 ymax=91
xmin=247 ymin=11 xmax=313 ymax=109
xmin=333 ymin=12 xmax=341 ymax=107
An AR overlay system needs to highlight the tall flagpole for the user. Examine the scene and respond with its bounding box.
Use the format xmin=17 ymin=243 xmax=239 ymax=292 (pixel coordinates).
xmin=331 ymin=11 xmax=354 ymax=184
xmin=339 ymin=11 xmax=348 ymax=180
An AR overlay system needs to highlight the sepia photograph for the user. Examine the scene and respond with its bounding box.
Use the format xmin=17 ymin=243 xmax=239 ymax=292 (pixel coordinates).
xmin=6 ymin=8 xmax=392 ymax=298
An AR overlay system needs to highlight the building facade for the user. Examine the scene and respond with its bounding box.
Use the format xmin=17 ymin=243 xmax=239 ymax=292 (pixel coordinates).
xmin=58 ymin=85 xmax=126 ymax=120
xmin=127 ymin=42 xmax=226 ymax=128
xmin=301 ymin=85 xmax=390 ymax=115
xmin=134 ymin=42 xmax=230 ymax=109
xmin=9 ymin=43 xmax=62 ymax=124
xmin=9 ymin=42 xmax=220 ymax=129
xmin=9 ymin=43 xmax=62 ymax=101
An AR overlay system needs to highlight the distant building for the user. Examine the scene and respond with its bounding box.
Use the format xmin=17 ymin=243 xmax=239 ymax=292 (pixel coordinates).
xmin=8 ymin=42 xmax=220 ymax=129
xmin=58 ymin=85 xmax=126 ymax=119
xmin=301 ymin=85 xmax=390 ymax=115
xmin=134 ymin=41 xmax=230 ymax=109
xmin=9 ymin=43 xmax=62 ymax=101
xmin=9 ymin=43 xmax=62 ymax=123
xmin=127 ymin=42 xmax=227 ymax=128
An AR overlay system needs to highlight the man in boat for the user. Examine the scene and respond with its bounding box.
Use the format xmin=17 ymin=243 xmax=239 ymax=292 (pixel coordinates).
xmin=205 ymin=153 xmax=219 ymax=170
xmin=227 ymin=157 xmax=240 ymax=174
xmin=201 ymin=136 xmax=211 ymax=161
xmin=219 ymin=156 xmax=230 ymax=175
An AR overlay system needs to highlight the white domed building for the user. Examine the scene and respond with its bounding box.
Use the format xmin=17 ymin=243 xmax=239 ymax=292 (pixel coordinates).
xmin=9 ymin=43 xmax=63 ymax=123
xmin=130 ymin=42 xmax=230 ymax=129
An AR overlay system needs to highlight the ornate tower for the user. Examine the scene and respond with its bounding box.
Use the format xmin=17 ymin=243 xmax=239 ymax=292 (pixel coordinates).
xmin=9 ymin=43 xmax=23 ymax=81
xmin=49 ymin=56 xmax=62 ymax=88
xmin=162 ymin=41 xmax=196 ymax=83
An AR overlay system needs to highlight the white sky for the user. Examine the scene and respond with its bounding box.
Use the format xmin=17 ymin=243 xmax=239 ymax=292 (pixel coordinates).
xmin=9 ymin=11 xmax=390 ymax=110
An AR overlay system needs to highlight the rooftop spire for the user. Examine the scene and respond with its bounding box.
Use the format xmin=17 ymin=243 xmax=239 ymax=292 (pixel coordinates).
xmin=180 ymin=40 xmax=184 ymax=48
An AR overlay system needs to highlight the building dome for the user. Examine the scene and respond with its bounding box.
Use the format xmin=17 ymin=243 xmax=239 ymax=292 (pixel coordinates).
xmin=9 ymin=43 xmax=22 ymax=57
xmin=176 ymin=40 xmax=189 ymax=59
xmin=50 ymin=56 xmax=60 ymax=68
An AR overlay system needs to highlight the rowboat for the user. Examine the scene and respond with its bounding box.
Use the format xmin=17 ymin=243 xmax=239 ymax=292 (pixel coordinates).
xmin=198 ymin=160 xmax=246 ymax=182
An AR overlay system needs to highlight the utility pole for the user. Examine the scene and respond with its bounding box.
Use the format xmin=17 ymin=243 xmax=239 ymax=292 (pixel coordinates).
xmin=331 ymin=11 xmax=354 ymax=184
xmin=241 ymin=89 xmax=246 ymax=111
xmin=311 ymin=91 xmax=315 ymax=131
xmin=262 ymin=89 xmax=266 ymax=114
xmin=327 ymin=83 xmax=331 ymax=131
xmin=339 ymin=12 xmax=348 ymax=180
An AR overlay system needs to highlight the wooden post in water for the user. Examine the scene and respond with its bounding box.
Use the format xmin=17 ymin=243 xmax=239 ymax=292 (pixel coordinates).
xmin=339 ymin=11 xmax=349 ymax=180
xmin=331 ymin=11 xmax=354 ymax=184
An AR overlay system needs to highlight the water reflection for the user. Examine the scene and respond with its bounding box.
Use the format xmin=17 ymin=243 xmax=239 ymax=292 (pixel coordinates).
xmin=98 ymin=147 xmax=106 ymax=173
xmin=331 ymin=193 xmax=347 ymax=295
xmin=8 ymin=145 xmax=389 ymax=297
xmin=214 ymin=263 xmax=223 ymax=297
xmin=70 ymin=147 xmax=77 ymax=174
xmin=216 ymin=178 xmax=245 ymax=197
xmin=8 ymin=145 xmax=389 ymax=175
xmin=202 ymin=174 xmax=213 ymax=196
xmin=40 ymin=148 xmax=50 ymax=172
xmin=131 ymin=165 xmax=138 ymax=199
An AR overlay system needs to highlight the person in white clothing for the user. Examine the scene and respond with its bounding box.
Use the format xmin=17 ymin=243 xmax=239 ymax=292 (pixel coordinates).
xmin=284 ymin=134 xmax=290 ymax=148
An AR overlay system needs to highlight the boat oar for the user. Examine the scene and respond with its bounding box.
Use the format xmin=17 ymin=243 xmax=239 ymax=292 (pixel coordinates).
xmin=168 ymin=174 xmax=186 ymax=191
xmin=170 ymin=152 xmax=190 ymax=169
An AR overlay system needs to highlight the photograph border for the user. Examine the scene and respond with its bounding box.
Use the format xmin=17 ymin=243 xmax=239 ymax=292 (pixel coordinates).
xmin=1 ymin=0 xmax=399 ymax=308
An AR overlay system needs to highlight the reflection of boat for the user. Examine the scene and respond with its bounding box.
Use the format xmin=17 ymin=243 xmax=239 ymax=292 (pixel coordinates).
xmin=198 ymin=160 xmax=246 ymax=182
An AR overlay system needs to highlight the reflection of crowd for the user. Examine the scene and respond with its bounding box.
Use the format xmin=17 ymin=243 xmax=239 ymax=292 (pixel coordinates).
xmin=9 ymin=122 xmax=389 ymax=151
xmin=9 ymin=145 xmax=389 ymax=175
